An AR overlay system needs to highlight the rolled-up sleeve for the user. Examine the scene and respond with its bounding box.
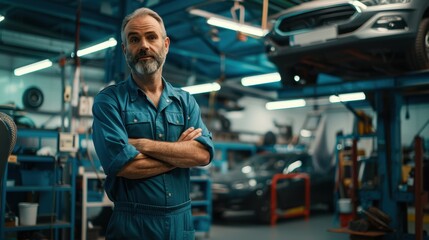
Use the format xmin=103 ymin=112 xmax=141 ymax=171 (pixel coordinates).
xmin=185 ymin=94 xmax=215 ymax=164
xmin=92 ymin=91 xmax=139 ymax=176
xmin=195 ymin=134 xmax=214 ymax=165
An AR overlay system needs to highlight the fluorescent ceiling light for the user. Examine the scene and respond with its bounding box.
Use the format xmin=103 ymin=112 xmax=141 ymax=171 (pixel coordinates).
xmin=329 ymin=92 xmax=366 ymax=103
xmin=265 ymin=99 xmax=306 ymax=110
xmin=181 ymin=82 xmax=221 ymax=95
xmin=0 ymin=15 xmax=4 ymax=22
xmin=241 ymin=72 xmax=280 ymax=86
xmin=14 ymin=59 xmax=53 ymax=76
xmin=207 ymin=18 xmax=268 ymax=37
xmin=13 ymin=37 xmax=117 ymax=76
xmin=189 ymin=9 xmax=268 ymax=37
xmin=77 ymin=37 xmax=117 ymax=57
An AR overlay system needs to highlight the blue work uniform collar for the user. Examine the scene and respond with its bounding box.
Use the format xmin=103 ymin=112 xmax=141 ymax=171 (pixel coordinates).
xmin=126 ymin=75 xmax=180 ymax=104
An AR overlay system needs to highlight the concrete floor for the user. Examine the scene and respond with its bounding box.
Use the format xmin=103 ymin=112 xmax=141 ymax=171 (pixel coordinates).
xmin=200 ymin=210 xmax=349 ymax=240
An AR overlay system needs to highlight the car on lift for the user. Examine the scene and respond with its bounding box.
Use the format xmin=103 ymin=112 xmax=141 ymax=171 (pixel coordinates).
xmin=211 ymin=151 xmax=335 ymax=223
xmin=265 ymin=0 xmax=429 ymax=86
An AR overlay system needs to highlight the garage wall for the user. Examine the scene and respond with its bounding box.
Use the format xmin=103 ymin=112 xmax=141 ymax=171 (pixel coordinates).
xmin=0 ymin=68 xmax=63 ymax=128
xmin=0 ymin=70 xmax=62 ymax=111
xmin=229 ymin=96 xmax=357 ymax=153
xmin=0 ymin=51 xmax=108 ymax=129
xmin=233 ymin=96 xmax=308 ymax=135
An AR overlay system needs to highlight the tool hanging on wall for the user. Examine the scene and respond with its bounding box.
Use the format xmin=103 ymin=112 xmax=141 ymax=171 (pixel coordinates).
xmin=71 ymin=0 xmax=82 ymax=108
xmin=230 ymin=1 xmax=247 ymax=41
xmin=22 ymin=86 xmax=44 ymax=110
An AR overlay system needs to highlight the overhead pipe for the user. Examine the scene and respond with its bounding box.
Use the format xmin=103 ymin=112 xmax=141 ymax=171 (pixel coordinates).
xmin=262 ymin=0 xmax=268 ymax=30
xmin=70 ymin=0 xmax=82 ymax=132
xmin=0 ymin=29 xmax=74 ymax=54
xmin=1 ymin=0 xmax=117 ymax=30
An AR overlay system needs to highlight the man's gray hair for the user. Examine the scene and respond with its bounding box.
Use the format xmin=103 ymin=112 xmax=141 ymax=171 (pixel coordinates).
xmin=121 ymin=8 xmax=167 ymax=44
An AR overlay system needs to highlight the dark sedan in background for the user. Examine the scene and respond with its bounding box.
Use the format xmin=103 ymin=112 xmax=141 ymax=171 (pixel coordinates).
xmin=265 ymin=0 xmax=429 ymax=86
xmin=211 ymin=151 xmax=335 ymax=223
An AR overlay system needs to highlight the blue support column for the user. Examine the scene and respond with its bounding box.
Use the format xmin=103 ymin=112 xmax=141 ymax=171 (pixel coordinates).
xmin=104 ymin=0 xmax=131 ymax=83
xmin=390 ymin=92 xmax=408 ymax=239
xmin=375 ymin=91 xmax=406 ymax=240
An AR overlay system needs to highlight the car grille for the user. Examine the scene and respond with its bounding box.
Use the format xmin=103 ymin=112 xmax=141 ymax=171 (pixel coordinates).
xmin=276 ymin=4 xmax=357 ymax=34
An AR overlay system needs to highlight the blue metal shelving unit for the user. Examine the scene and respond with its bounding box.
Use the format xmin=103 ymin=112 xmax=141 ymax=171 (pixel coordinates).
xmin=0 ymin=129 xmax=76 ymax=240
xmin=191 ymin=175 xmax=212 ymax=238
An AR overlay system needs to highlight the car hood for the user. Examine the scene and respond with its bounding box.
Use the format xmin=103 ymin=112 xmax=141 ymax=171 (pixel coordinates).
xmin=272 ymin=0 xmax=352 ymax=19
xmin=211 ymin=169 xmax=274 ymax=184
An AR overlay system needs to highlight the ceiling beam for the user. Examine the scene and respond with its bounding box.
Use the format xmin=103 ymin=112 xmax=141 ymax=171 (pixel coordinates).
xmin=277 ymin=71 xmax=429 ymax=99
xmin=1 ymin=0 xmax=118 ymax=30
xmin=169 ymin=47 xmax=274 ymax=73
xmin=151 ymin=0 xmax=208 ymax=16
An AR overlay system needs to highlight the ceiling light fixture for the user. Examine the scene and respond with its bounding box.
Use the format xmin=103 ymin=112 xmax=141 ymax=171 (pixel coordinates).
xmin=14 ymin=59 xmax=53 ymax=76
xmin=329 ymin=92 xmax=366 ymax=103
xmin=0 ymin=15 xmax=5 ymax=22
xmin=241 ymin=72 xmax=280 ymax=86
xmin=181 ymin=82 xmax=221 ymax=95
xmin=265 ymin=99 xmax=306 ymax=110
xmin=77 ymin=37 xmax=117 ymax=57
xmin=189 ymin=9 xmax=268 ymax=37
xmin=13 ymin=38 xmax=117 ymax=76
xmin=207 ymin=18 xmax=268 ymax=37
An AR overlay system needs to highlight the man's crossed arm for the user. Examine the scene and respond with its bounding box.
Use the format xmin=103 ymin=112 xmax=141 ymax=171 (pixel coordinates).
xmin=117 ymin=127 xmax=209 ymax=179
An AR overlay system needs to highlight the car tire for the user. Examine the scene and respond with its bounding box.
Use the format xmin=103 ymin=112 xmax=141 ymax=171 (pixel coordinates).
xmin=407 ymin=17 xmax=429 ymax=70
xmin=212 ymin=210 xmax=224 ymax=220
xmin=255 ymin=193 xmax=271 ymax=224
xmin=22 ymin=86 xmax=44 ymax=109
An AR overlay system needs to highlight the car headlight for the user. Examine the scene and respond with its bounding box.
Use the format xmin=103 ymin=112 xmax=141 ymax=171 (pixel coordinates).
xmin=232 ymin=179 xmax=258 ymax=190
xmin=358 ymin=0 xmax=410 ymax=6
xmin=212 ymin=183 xmax=230 ymax=193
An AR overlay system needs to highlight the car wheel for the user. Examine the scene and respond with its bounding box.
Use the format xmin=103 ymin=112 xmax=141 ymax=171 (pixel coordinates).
xmin=212 ymin=210 xmax=224 ymax=220
xmin=255 ymin=193 xmax=271 ymax=224
xmin=407 ymin=17 xmax=429 ymax=70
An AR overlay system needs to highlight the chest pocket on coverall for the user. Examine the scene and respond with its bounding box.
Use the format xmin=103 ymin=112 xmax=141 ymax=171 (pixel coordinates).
xmin=165 ymin=111 xmax=185 ymax=141
xmin=124 ymin=111 xmax=152 ymax=138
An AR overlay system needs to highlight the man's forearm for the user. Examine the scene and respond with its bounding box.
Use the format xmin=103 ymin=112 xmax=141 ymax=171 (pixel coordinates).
xmin=130 ymin=139 xmax=210 ymax=168
xmin=117 ymin=154 xmax=175 ymax=179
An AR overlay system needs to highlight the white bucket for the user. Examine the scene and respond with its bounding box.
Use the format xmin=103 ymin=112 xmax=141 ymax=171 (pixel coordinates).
xmin=338 ymin=198 xmax=352 ymax=214
xmin=19 ymin=202 xmax=38 ymax=226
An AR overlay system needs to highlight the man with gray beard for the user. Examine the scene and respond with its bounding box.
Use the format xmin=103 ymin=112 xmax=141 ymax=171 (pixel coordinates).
xmin=92 ymin=7 xmax=214 ymax=240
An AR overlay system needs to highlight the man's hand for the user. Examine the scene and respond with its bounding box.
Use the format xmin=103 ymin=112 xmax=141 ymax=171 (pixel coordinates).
xmin=117 ymin=153 xmax=175 ymax=179
xmin=178 ymin=127 xmax=202 ymax=141
xmin=128 ymin=127 xmax=201 ymax=147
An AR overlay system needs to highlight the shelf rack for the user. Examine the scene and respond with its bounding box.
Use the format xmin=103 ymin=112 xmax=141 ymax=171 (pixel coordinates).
xmin=79 ymin=171 xmax=112 ymax=240
xmin=190 ymin=175 xmax=212 ymax=238
xmin=0 ymin=129 xmax=76 ymax=240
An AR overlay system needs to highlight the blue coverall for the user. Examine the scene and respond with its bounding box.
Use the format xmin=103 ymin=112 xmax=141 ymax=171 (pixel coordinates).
xmin=92 ymin=76 xmax=214 ymax=240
